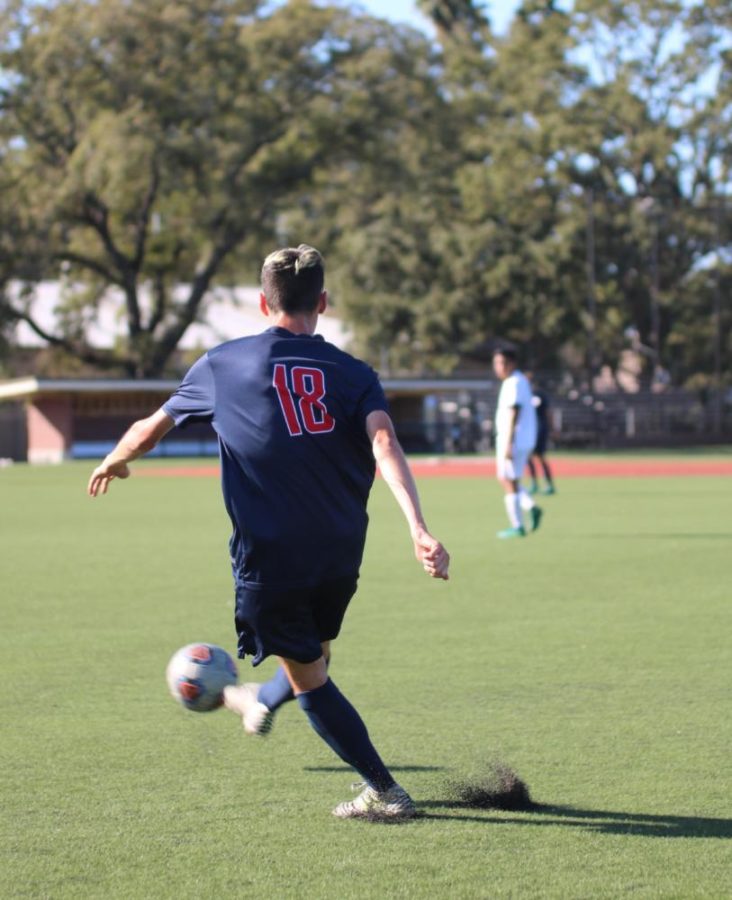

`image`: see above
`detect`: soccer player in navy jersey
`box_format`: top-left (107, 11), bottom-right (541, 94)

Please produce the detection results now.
top-left (88, 244), bottom-right (449, 820)
top-left (525, 373), bottom-right (556, 496)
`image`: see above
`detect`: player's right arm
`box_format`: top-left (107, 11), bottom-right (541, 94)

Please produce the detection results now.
top-left (87, 408), bottom-right (174, 497)
top-left (504, 405), bottom-right (519, 458)
top-left (89, 353), bottom-right (214, 498)
top-left (366, 409), bottom-right (449, 581)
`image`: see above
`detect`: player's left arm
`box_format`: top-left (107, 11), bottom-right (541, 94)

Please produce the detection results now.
top-left (87, 408), bottom-right (175, 497)
top-left (366, 409), bottom-right (449, 580)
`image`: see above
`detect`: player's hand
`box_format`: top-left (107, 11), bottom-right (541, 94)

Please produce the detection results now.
top-left (87, 459), bottom-right (131, 497)
top-left (412, 526), bottom-right (450, 581)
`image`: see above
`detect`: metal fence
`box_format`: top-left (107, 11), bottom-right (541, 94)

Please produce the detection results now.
top-left (2, 388), bottom-right (730, 461)
top-left (396, 389), bottom-right (732, 454)
top-left (549, 390), bottom-right (730, 448)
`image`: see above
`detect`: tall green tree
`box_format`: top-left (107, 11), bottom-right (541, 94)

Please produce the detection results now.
top-left (0, 0), bottom-right (437, 376)
top-left (276, 19), bottom-right (460, 373)
top-left (2, 0), bottom-right (730, 387)
top-left (443, 0), bottom-right (591, 371)
top-left (340, 0), bottom-right (732, 385)
top-left (570, 0), bottom-right (732, 386)
top-left (324, 0), bottom-right (594, 374)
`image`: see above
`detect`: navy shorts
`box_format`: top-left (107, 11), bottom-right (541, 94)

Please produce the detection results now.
top-left (234, 575), bottom-right (358, 666)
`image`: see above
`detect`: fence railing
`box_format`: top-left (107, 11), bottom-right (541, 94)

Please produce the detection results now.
top-left (2, 389), bottom-right (730, 461)
top-left (397, 389), bottom-right (732, 453)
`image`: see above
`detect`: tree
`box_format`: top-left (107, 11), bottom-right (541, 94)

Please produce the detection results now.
top-left (330, 0), bottom-right (595, 374)
top-left (3, 0), bottom-right (730, 387)
top-left (441, 0), bottom-right (591, 371)
top-left (569, 0), bottom-right (732, 386)
top-left (0, 0), bottom-right (437, 376)
top-left (273, 18), bottom-right (461, 372)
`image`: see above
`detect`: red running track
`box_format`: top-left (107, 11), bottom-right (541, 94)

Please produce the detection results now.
top-left (137, 458), bottom-right (732, 479)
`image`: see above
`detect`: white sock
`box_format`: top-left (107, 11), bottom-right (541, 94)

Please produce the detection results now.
top-left (504, 493), bottom-right (523, 528)
top-left (518, 488), bottom-right (535, 511)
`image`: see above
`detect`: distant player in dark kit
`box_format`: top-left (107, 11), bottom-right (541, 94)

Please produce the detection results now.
top-left (88, 244), bottom-right (450, 820)
top-left (526, 374), bottom-right (556, 496)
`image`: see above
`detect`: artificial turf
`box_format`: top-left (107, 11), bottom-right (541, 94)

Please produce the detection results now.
top-left (2, 457), bottom-right (730, 898)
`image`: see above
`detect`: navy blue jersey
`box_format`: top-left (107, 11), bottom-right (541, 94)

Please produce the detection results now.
top-left (163, 327), bottom-right (388, 589)
top-left (532, 390), bottom-right (550, 430)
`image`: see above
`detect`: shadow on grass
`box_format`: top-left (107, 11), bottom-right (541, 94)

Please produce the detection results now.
top-left (305, 765), bottom-right (446, 773)
top-left (573, 533), bottom-right (732, 540)
top-left (420, 801), bottom-right (732, 838)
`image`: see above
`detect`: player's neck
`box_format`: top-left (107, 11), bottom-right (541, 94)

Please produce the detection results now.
top-left (269, 311), bottom-right (319, 336)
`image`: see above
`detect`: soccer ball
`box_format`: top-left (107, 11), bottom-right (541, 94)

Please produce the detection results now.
top-left (166, 643), bottom-right (238, 712)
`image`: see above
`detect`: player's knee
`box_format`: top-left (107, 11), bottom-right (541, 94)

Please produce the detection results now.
top-left (280, 655), bottom-right (328, 695)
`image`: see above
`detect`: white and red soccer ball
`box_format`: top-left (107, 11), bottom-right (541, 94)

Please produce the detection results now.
top-left (166, 643), bottom-right (238, 712)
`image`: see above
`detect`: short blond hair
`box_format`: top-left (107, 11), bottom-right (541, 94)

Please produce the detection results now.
top-left (261, 244), bottom-right (325, 313)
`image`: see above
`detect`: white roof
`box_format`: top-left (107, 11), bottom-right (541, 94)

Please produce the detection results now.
top-left (0, 374), bottom-right (494, 402)
top-left (0, 377), bottom-right (181, 399)
top-left (9, 281), bottom-right (351, 351)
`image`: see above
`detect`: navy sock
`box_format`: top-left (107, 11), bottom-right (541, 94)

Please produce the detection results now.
top-left (297, 679), bottom-right (395, 792)
top-left (258, 667), bottom-right (293, 711)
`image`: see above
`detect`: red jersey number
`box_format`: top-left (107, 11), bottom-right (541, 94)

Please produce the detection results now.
top-left (273, 364), bottom-right (335, 436)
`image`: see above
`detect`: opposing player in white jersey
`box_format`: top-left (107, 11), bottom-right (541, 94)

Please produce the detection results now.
top-left (492, 348), bottom-right (543, 538)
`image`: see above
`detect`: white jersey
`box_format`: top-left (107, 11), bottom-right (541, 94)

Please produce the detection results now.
top-left (495, 371), bottom-right (537, 452)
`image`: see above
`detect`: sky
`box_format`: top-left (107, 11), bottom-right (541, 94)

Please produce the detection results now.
top-left (353, 0), bottom-right (521, 34)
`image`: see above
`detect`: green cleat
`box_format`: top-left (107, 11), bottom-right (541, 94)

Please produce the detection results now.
top-left (542, 485), bottom-right (556, 495)
top-left (497, 525), bottom-right (526, 539)
top-left (530, 506), bottom-right (543, 532)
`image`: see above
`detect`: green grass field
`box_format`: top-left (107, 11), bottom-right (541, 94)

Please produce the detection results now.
top-left (2, 457), bottom-right (731, 899)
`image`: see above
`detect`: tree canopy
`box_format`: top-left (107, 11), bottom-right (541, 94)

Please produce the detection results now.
top-left (0, 0), bottom-right (730, 388)
top-left (0, 0), bottom-right (440, 375)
